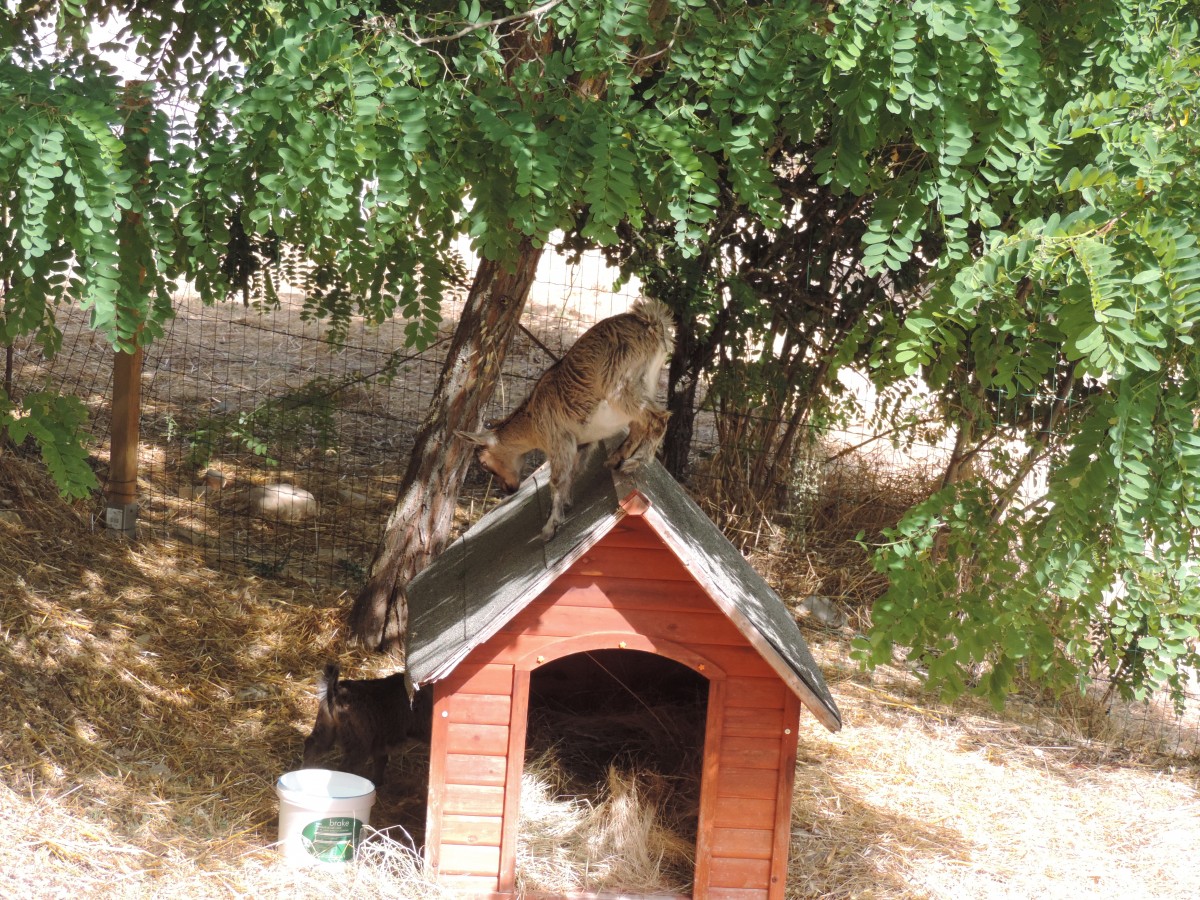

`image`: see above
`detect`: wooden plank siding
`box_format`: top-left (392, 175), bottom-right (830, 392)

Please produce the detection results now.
top-left (567, 545), bottom-right (697, 582)
top-left (430, 669), bottom-right (516, 882)
top-left (426, 515), bottom-right (805, 899)
top-left (441, 814), bottom-right (504, 846)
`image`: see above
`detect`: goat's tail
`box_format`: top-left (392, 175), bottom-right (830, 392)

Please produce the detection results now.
top-left (317, 662), bottom-right (341, 707)
top-left (630, 298), bottom-right (675, 345)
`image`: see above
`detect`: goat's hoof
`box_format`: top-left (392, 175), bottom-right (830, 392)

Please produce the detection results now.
top-left (541, 520), bottom-right (560, 542)
top-left (604, 452), bottom-right (626, 470)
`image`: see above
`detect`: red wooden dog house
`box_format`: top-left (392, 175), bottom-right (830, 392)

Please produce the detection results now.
top-left (404, 448), bottom-right (842, 899)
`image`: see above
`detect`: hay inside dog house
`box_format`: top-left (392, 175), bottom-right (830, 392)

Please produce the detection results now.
top-left (405, 447), bottom-right (842, 899)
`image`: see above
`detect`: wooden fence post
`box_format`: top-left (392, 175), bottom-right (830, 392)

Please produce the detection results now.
top-left (106, 346), bottom-right (142, 536)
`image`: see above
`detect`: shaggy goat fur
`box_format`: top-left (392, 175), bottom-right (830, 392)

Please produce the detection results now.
top-left (301, 663), bottom-right (432, 785)
top-left (459, 298), bottom-right (674, 539)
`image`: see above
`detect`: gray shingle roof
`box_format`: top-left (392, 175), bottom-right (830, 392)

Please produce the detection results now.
top-left (405, 445), bottom-right (842, 732)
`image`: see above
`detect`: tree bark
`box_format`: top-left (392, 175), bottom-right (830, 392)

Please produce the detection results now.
top-left (661, 299), bottom-right (733, 480)
top-left (661, 312), bottom-right (703, 479)
top-left (349, 242), bottom-right (544, 653)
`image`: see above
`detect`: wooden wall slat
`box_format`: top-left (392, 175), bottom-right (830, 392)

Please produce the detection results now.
top-left (724, 705), bottom-right (786, 736)
top-left (726, 677), bottom-right (788, 709)
top-left (442, 783), bottom-right (505, 817)
top-left (438, 873), bottom-right (500, 895)
top-left (709, 889), bottom-right (770, 900)
top-left (444, 753), bottom-right (507, 787)
top-left (446, 692), bottom-right (512, 726)
top-left (445, 722), bottom-right (509, 756)
top-left (710, 855), bottom-right (773, 890)
top-left (500, 603), bottom-right (748, 647)
top-left (711, 827), bottom-right (775, 859)
top-left (713, 795), bottom-right (777, 830)
top-left (567, 546), bottom-right (693, 581)
top-left (442, 662), bottom-right (514, 695)
top-left (720, 734), bottom-right (783, 770)
top-left (687, 644), bottom-right (777, 678)
top-left (438, 843), bottom-right (502, 876)
top-left (540, 575), bottom-right (707, 613)
top-left (719, 766), bottom-right (780, 800)
top-left (441, 814), bottom-right (503, 846)
top-left (590, 517), bottom-right (664, 549)
top-left (491, 630), bottom-right (741, 666)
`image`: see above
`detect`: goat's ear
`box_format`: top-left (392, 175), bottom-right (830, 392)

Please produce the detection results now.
top-left (455, 429), bottom-right (494, 446)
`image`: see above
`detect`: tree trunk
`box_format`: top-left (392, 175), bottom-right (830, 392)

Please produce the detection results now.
top-left (661, 299), bottom-right (732, 480)
top-left (662, 312), bottom-right (703, 479)
top-left (349, 242), bottom-right (544, 653)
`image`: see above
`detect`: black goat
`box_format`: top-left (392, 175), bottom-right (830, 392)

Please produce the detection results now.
top-left (301, 663), bottom-right (433, 785)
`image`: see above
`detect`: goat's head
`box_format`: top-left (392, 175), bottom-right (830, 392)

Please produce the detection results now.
top-left (457, 429), bottom-right (524, 494)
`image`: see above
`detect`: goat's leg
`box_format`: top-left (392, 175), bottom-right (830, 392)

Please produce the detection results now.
top-left (606, 418), bottom-right (646, 470)
top-left (340, 735), bottom-right (372, 780)
top-left (607, 407), bottom-right (669, 472)
top-left (369, 751), bottom-right (389, 787)
top-left (542, 437), bottom-right (579, 541)
top-left (632, 407), bottom-right (669, 464)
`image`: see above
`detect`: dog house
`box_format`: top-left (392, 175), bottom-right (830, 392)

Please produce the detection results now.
top-left (405, 446), bottom-right (842, 899)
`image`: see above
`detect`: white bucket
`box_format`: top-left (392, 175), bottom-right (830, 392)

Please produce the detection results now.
top-left (276, 769), bottom-right (377, 866)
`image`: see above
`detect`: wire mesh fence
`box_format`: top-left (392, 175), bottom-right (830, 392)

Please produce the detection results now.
top-left (6, 246), bottom-right (1198, 760)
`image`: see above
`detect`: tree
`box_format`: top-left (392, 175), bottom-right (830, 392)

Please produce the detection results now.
top-left (349, 248), bottom-right (544, 649)
top-left (592, 149), bottom-right (933, 528)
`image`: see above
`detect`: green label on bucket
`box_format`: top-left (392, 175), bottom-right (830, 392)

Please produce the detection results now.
top-left (299, 816), bottom-right (364, 863)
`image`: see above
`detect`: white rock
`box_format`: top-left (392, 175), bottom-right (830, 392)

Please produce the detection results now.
top-left (796, 594), bottom-right (848, 629)
top-left (172, 524), bottom-right (208, 545)
top-left (203, 469), bottom-right (228, 490)
top-left (253, 483), bottom-right (319, 522)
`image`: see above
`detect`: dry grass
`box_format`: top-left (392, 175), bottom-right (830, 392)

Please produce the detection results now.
top-left (0, 448), bottom-right (439, 898)
top-left (790, 638), bottom-right (1200, 899)
top-left (2, 427), bottom-right (1199, 899)
top-left (516, 755), bottom-right (695, 896)
top-left (514, 661), bottom-right (706, 897)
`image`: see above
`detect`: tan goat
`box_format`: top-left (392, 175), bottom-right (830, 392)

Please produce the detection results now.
top-left (459, 299), bottom-right (674, 540)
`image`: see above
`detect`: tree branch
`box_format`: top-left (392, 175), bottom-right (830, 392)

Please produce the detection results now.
top-left (407, 0), bottom-right (567, 47)
top-left (989, 361), bottom-right (1078, 523)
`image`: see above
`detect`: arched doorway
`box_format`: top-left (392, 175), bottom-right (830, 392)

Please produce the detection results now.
top-left (517, 648), bottom-right (712, 896)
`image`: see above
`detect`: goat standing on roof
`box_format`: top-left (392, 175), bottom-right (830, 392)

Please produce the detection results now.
top-left (459, 299), bottom-right (674, 540)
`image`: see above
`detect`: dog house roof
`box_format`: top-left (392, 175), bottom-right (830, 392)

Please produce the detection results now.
top-left (405, 445), bottom-right (842, 732)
